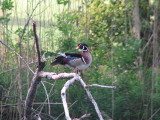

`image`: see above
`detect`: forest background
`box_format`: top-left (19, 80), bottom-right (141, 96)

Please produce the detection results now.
top-left (0, 0), bottom-right (160, 120)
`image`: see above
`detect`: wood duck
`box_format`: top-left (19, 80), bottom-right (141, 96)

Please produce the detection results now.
top-left (51, 43), bottom-right (92, 71)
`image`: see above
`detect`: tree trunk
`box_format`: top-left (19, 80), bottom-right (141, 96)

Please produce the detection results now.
top-left (132, 1), bottom-right (146, 118)
top-left (132, 0), bottom-right (142, 81)
top-left (18, 39), bottom-right (23, 120)
top-left (132, 0), bottom-right (143, 95)
top-left (132, 0), bottom-right (141, 39)
top-left (151, 0), bottom-right (159, 119)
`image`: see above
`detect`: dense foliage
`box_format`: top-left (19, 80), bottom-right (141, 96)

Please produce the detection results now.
top-left (0, 0), bottom-right (160, 120)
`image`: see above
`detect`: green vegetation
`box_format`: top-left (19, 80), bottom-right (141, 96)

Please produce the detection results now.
top-left (0, 0), bottom-right (160, 120)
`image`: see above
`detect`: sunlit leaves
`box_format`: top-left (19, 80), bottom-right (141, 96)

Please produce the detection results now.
top-left (1, 0), bottom-right (14, 11)
top-left (0, 0), bottom-right (13, 24)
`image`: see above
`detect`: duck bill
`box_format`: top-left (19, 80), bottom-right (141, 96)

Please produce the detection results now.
top-left (76, 46), bottom-right (80, 49)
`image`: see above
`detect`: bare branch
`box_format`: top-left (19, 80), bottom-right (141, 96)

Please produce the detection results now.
top-left (72, 113), bottom-right (91, 120)
top-left (1, 102), bottom-right (65, 107)
top-left (148, 107), bottom-right (160, 120)
top-left (78, 76), bottom-right (104, 120)
top-left (38, 81), bottom-right (55, 115)
top-left (25, 70), bottom-right (114, 120)
top-left (33, 22), bottom-right (41, 68)
top-left (141, 34), bottom-right (153, 54)
top-left (42, 81), bottom-right (55, 86)
top-left (0, 40), bottom-right (34, 74)
top-left (61, 78), bottom-right (77, 120)
top-left (55, 100), bottom-right (78, 120)
top-left (0, 56), bottom-right (55, 75)
top-left (79, 113), bottom-right (91, 120)
top-left (24, 70), bottom-right (42, 120)
top-left (101, 111), bottom-right (113, 120)
top-left (39, 72), bottom-right (76, 80)
top-left (86, 84), bottom-right (116, 89)
top-left (41, 81), bottom-right (51, 115)
top-left (0, 85), bottom-right (8, 91)
top-left (0, 1), bottom-right (45, 74)
top-left (59, 74), bottom-right (109, 120)
top-left (24, 22), bottom-right (46, 120)
top-left (20, 0), bottom-right (43, 42)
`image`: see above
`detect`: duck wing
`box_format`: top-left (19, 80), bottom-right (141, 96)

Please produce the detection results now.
top-left (51, 52), bottom-right (86, 66)
top-left (65, 53), bottom-right (87, 64)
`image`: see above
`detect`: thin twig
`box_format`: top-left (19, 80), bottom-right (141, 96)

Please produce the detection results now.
top-left (41, 81), bottom-right (51, 115)
top-left (0, 40), bottom-right (34, 74)
top-left (55, 100), bottom-right (78, 120)
top-left (38, 81), bottom-right (55, 114)
top-left (42, 81), bottom-right (55, 86)
top-left (141, 34), bottom-right (153, 53)
top-left (0, 85), bottom-right (8, 91)
top-left (86, 84), bottom-right (116, 89)
top-left (20, 0), bottom-right (43, 42)
top-left (79, 113), bottom-right (91, 119)
top-left (1, 102), bottom-right (64, 107)
top-left (72, 113), bottom-right (91, 120)
top-left (148, 107), bottom-right (160, 120)
top-left (0, 56), bottom-right (55, 75)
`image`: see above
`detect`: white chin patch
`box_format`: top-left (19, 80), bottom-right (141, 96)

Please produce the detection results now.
top-left (82, 46), bottom-right (88, 51)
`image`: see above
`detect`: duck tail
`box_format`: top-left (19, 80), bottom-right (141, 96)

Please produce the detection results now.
top-left (50, 56), bottom-right (65, 66)
top-left (50, 61), bottom-right (59, 66)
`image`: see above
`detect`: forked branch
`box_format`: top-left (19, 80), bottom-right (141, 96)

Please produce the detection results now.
top-left (24, 22), bottom-right (46, 120)
top-left (1, 22), bottom-right (116, 120)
